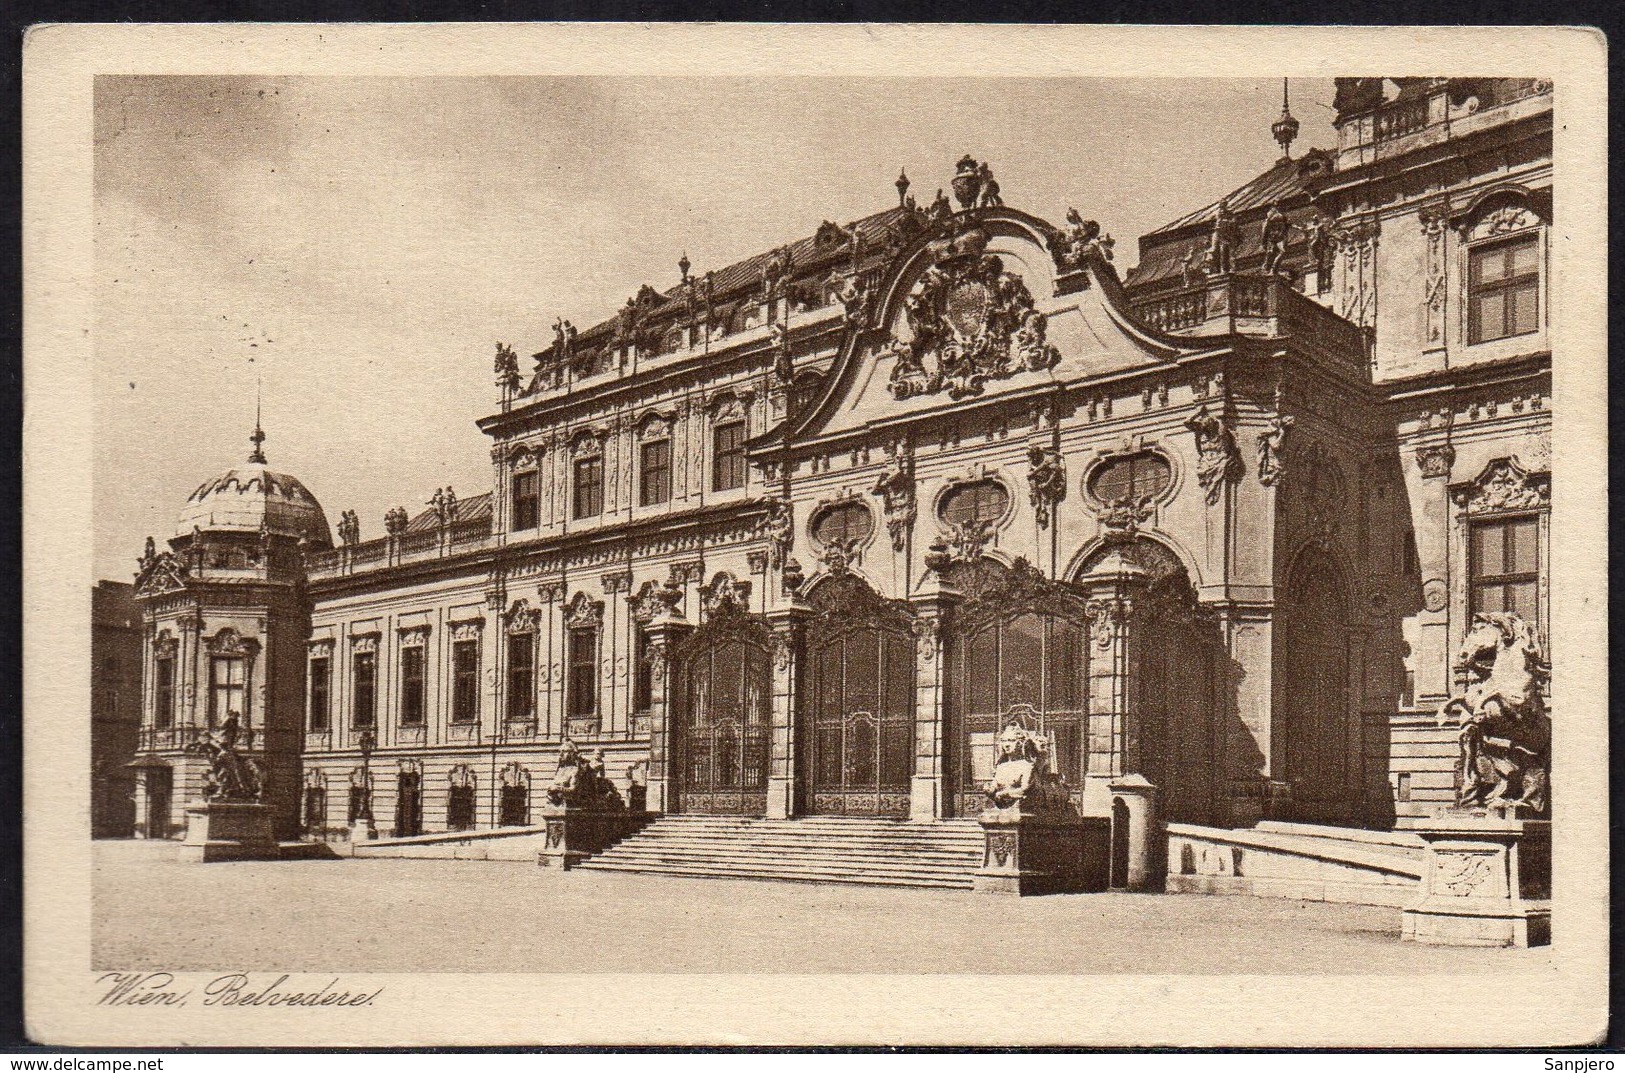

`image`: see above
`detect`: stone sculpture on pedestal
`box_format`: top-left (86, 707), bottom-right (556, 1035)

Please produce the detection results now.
top-left (1402, 611), bottom-right (1551, 947)
top-left (972, 721), bottom-right (1108, 895)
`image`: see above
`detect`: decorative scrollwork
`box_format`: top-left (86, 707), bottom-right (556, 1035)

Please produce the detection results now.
top-left (885, 227), bottom-right (1059, 402)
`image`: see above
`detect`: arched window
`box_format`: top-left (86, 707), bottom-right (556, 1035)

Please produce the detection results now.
top-left (940, 480), bottom-right (1010, 527)
top-left (1088, 451), bottom-right (1172, 505)
top-left (811, 501), bottom-right (874, 547)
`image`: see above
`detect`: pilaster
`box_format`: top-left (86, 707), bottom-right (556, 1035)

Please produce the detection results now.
top-left (907, 574), bottom-right (957, 821)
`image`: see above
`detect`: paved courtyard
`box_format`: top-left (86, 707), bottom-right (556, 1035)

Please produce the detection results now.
top-left (94, 840), bottom-right (1543, 974)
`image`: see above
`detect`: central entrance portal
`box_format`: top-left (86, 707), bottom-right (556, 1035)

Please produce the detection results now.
top-left (675, 612), bottom-right (772, 815)
top-left (802, 575), bottom-right (916, 817)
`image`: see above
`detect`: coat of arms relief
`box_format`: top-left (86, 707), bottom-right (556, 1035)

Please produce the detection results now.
top-left (883, 227), bottom-right (1060, 401)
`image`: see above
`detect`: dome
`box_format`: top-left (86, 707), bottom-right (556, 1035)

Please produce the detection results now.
top-left (174, 428), bottom-right (332, 547)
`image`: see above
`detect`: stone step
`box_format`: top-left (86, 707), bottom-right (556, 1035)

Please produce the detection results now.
top-left (591, 847), bottom-right (978, 872)
top-left (578, 859), bottom-right (976, 890)
top-left (572, 815), bottom-right (985, 891)
top-left (617, 832), bottom-right (975, 851)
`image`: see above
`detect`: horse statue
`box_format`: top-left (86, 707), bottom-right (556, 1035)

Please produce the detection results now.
top-left (183, 712), bottom-right (263, 802)
top-left (1439, 611), bottom-right (1550, 814)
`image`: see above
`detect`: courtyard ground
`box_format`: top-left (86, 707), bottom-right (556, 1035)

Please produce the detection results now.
top-left (93, 839), bottom-right (1543, 974)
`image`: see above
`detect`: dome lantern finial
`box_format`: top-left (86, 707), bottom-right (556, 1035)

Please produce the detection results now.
top-left (895, 168), bottom-right (911, 207)
top-left (248, 389), bottom-right (267, 464)
top-left (1272, 77), bottom-right (1300, 161)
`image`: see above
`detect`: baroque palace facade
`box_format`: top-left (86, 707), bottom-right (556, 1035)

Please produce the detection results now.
top-left (128, 77), bottom-right (1552, 844)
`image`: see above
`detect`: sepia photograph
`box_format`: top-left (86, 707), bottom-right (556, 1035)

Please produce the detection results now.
top-left (23, 23), bottom-right (1610, 1049)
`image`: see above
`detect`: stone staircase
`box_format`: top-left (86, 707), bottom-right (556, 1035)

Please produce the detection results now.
top-left (573, 814), bottom-right (986, 890)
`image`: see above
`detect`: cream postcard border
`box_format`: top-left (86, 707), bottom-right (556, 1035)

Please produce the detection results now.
top-left (22, 22), bottom-right (1609, 1047)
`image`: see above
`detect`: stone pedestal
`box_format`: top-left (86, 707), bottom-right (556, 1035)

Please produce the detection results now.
top-left (1108, 774), bottom-right (1161, 892)
top-left (1401, 815), bottom-right (1550, 948)
top-left (179, 800), bottom-right (278, 862)
top-left (346, 818), bottom-right (378, 855)
top-left (537, 806), bottom-right (653, 870)
top-left (972, 807), bottom-right (1109, 896)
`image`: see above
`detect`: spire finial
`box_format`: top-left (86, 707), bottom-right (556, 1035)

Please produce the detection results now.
top-left (248, 379), bottom-right (267, 464)
top-left (1272, 77), bottom-right (1300, 161)
top-left (895, 168), bottom-right (911, 207)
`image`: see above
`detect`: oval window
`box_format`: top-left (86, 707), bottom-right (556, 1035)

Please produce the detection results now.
top-left (939, 480), bottom-right (1010, 526)
top-left (1088, 451), bottom-right (1172, 505)
top-left (811, 501), bottom-right (874, 546)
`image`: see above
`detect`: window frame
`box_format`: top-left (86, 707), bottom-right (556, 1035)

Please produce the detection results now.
top-left (938, 479), bottom-right (1012, 528)
top-left (208, 655), bottom-right (247, 728)
top-left (572, 454), bottom-right (604, 519)
top-left (811, 501), bottom-right (875, 547)
top-left (567, 626), bottom-right (599, 719)
top-left (632, 625), bottom-right (653, 714)
top-left (450, 639), bottom-right (481, 725)
top-left (399, 645), bottom-right (426, 727)
top-left (306, 655), bottom-right (330, 733)
top-left (639, 438), bottom-right (672, 506)
top-left (506, 631), bottom-right (536, 722)
top-left (1466, 232), bottom-right (1541, 346)
top-left (154, 654), bottom-right (176, 730)
top-left (351, 650), bottom-right (377, 730)
top-left (711, 420), bottom-right (747, 492)
top-left (1467, 513), bottom-right (1542, 632)
top-left (1087, 451), bottom-right (1173, 506)
top-left (510, 469), bottom-right (540, 531)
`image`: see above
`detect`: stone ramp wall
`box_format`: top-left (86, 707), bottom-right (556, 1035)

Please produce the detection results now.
top-left (1165, 822), bottom-right (1425, 908)
top-left (352, 825), bottom-right (550, 861)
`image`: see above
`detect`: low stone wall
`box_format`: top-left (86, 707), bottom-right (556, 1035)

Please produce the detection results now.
top-left (352, 825), bottom-right (552, 861)
top-left (1165, 822), bottom-right (1425, 907)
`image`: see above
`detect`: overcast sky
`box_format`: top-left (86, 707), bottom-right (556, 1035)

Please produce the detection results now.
top-left (93, 75), bottom-right (1336, 581)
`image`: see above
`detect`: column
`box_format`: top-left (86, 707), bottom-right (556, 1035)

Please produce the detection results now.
top-left (1076, 548), bottom-right (1149, 819)
top-left (764, 606), bottom-right (809, 820)
top-left (908, 577), bottom-right (957, 821)
top-left (642, 612), bottom-right (692, 815)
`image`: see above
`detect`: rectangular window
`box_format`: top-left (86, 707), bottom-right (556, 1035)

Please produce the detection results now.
top-left (399, 646), bottom-right (425, 726)
top-left (451, 640), bottom-right (481, 724)
top-left (352, 651), bottom-right (376, 729)
top-left (307, 656), bottom-right (330, 733)
top-left (1469, 515), bottom-right (1541, 630)
top-left (712, 421), bottom-right (746, 491)
top-left (632, 626), bottom-right (653, 713)
top-left (567, 627), bottom-right (598, 718)
top-left (573, 456), bottom-right (603, 519)
top-left (506, 632), bottom-right (535, 722)
top-left (154, 656), bottom-right (175, 730)
top-left (639, 439), bottom-right (671, 506)
top-left (1468, 235), bottom-right (1540, 344)
top-left (209, 656), bottom-right (246, 728)
top-left (511, 470), bottom-right (539, 531)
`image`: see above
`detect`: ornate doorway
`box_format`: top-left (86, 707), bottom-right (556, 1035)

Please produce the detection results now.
top-left (674, 602), bottom-right (773, 815)
top-left (802, 575), bottom-right (916, 816)
top-left (144, 767), bottom-right (172, 839)
top-left (1278, 545), bottom-right (1354, 818)
top-left (1117, 541), bottom-right (1222, 826)
top-left (944, 560), bottom-right (1090, 818)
